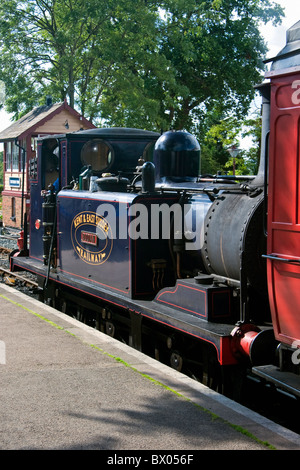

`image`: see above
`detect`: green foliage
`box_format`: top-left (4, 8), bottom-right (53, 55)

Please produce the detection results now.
top-left (0, 0), bottom-right (165, 121)
top-left (150, 0), bottom-right (283, 131)
top-left (198, 106), bottom-right (262, 175)
top-left (240, 112), bottom-right (262, 174)
top-left (0, 0), bottom-right (283, 172)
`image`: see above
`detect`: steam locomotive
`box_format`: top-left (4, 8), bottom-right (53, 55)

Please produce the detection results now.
top-left (10, 21), bottom-right (300, 399)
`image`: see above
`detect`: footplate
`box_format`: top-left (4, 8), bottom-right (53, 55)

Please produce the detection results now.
top-left (253, 364), bottom-right (300, 398)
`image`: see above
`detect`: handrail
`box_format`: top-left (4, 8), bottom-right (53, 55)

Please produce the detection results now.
top-left (262, 254), bottom-right (300, 265)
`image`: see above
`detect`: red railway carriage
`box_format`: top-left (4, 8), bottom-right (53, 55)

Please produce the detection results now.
top-left (254, 21), bottom-right (300, 392)
top-left (267, 71), bottom-right (300, 348)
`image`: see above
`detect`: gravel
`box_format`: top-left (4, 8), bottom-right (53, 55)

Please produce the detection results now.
top-left (0, 235), bottom-right (19, 252)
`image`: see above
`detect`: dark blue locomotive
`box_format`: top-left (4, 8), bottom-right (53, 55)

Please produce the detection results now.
top-left (10, 22), bottom-right (300, 398)
top-left (10, 124), bottom-right (272, 395)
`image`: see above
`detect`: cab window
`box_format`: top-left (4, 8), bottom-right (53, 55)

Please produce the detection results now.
top-left (81, 139), bottom-right (113, 171)
top-left (42, 139), bottom-right (59, 190)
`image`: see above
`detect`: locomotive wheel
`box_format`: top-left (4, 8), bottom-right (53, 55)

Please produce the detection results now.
top-left (106, 321), bottom-right (115, 337)
top-left (61, 300), bottom-right (67, 314)
top-left (170, 351), bottom-right (183, 371)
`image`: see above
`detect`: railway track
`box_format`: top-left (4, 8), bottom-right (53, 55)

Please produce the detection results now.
top-left (0, 265), bottom-right (38, 288)
top-left (0, 240), bottom-right (300, 436)
top-left (0, 246), bottom-right (38, 290)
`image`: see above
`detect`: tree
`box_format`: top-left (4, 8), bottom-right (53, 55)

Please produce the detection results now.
top-left (197, 104), bottom-right (263, 175)
top-left (0, 0), bottom-right (161, 120)
top-left (198, 110), bottom-right (242, 174)
top-left (92, 0), bottom-right (284, 132)
top-left (0, 0), bottom-right (284, 132)
top-left (153, 0), bottom-right (283, 131)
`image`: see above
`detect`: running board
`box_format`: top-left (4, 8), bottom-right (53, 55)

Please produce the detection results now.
top-left (253, 364), bottom-right (300, 398)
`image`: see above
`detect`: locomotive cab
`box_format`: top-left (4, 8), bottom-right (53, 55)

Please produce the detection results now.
top-left (28, 127), bottom-right (160, 263)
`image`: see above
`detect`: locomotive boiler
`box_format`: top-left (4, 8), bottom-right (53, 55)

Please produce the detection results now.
top-left (10, 22), bottom-right (300, 398)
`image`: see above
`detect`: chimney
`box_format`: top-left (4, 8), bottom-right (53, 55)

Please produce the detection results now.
top-left (46, 96), bottom-right (52, 106)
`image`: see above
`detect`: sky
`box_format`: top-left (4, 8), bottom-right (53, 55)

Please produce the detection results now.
top-left (260, 0), bottom-right (300, 57)
top-left (0, 0), bottom-right (299, 134)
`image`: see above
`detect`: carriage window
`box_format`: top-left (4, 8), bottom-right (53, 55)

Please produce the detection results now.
top-left (81, 139), bottom-right (113, 171)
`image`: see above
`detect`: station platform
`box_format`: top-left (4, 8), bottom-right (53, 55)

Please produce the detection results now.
top-left (1, 283), bottom-right (300, 453)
